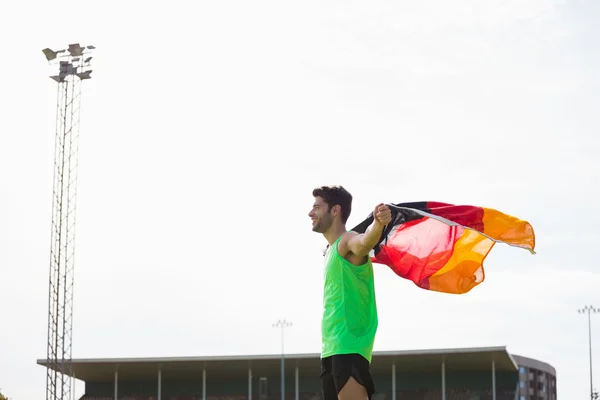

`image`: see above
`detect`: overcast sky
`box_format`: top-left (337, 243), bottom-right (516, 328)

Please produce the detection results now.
top-left (1, 0), bottom-right (599, 399)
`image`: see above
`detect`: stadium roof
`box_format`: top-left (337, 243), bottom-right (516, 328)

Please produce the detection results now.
top-left (37, 346), bottom-right (518, 383)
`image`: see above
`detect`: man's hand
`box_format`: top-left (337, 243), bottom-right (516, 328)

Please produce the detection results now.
top-left (373, 203), bottom-right (392, 227)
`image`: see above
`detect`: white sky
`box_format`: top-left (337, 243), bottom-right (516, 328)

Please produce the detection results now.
top-left (1, 0), bottom-right (599, 398)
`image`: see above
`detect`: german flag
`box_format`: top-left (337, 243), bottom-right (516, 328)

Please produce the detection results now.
top-left (351, 202), bottom-right (536, 294)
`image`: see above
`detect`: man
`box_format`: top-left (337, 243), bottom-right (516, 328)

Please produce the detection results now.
top-left (309, 185), bottom-right (392, 400)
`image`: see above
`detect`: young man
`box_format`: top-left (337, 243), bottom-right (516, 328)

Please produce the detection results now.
top-left (309, 185), bottom-right (392, 400)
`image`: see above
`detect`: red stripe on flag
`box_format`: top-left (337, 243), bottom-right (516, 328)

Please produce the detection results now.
top-left (425, 202), bottom-right (485, 232)
top-left (372, 217), bottom-right (465, 289)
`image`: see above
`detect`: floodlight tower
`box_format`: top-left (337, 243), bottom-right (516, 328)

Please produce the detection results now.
top-left (579, 305), bottom-right (599, 400)
top-left (273, 319), bottom-right (292, 400)
top-left (42, 43), bottom-right (94, 400)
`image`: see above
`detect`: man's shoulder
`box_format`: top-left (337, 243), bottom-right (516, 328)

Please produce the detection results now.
top-left (338, 230), bottom-right (358, 243)
top-left (336, 231), bottom-right (360, 258)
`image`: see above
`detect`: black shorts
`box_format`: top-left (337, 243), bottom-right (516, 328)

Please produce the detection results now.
top-left (320, 353), bottom-right (375, 400)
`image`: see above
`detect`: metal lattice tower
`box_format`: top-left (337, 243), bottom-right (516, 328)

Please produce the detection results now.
top-left (42, 43), bottom-right (95, 400)
top-left (579, 305), bottom-right (599, 400)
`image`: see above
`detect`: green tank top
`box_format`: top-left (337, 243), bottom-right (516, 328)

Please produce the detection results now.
top-left (321, 235), bottom-right (378, 362)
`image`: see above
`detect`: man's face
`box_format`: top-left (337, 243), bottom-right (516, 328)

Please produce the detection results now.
top-left (309, 196), bottom-right (334, 233)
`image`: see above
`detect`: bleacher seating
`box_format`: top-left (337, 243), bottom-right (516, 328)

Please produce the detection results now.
top-left (81, 387), bottom-right (516, 400)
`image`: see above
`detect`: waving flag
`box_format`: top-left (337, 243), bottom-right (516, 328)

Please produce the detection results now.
top-left (351, 202), bottom-right (535, 294)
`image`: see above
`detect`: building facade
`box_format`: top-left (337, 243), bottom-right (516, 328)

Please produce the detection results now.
top-left (37, 346), bottom-right (557, 400)
top-left (512, 355), bottom-right (557, 400)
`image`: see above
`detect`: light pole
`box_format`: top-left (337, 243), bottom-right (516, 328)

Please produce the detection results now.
top-left (579, 305), bottom-right (599, 400)
top-left (42, 42), bottom-right (95, 400)
top-left (273, 319), bottom-right (292, 400)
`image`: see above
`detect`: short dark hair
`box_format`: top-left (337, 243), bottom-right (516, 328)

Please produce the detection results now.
top-left (312, 185), bottom-right (352, 223)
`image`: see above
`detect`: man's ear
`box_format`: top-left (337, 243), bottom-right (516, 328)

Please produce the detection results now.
top-left (331, 204), bottom-right (341, 217)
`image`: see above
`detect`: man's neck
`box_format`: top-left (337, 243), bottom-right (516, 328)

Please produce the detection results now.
top-left (324, 224), bottom-right (347, 246)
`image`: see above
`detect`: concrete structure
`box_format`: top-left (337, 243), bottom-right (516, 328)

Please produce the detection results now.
top-left (37, 346), bottom-right (556, 400)
top-left (512, 355), bottom-right (557, 400)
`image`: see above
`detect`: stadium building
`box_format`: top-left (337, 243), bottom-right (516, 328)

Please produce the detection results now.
top-left (512, 355), bottom-right (557, 400)
top-left (37, 346), bottom-right (556, 400)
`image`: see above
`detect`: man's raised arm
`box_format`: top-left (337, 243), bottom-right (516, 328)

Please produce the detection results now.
top-left (344, 203), bottom-right (392, 257)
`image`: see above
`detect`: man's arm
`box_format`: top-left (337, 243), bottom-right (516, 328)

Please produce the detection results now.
top-left (344, 222), bottom-right (386, 257)
top-left (341, 203), bottom-right (392, 258)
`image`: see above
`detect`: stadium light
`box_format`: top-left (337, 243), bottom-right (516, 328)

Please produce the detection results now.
top-left (578, 305), bottom-right (599, 400)
top-left (42, 48), bottom-right (66, 61)
top-left (272, 319), bottom-right (292, 400)
top-left (42, 41), bottom-right (95, 400)
top-left (68, 43), bottom-right (84, 57)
